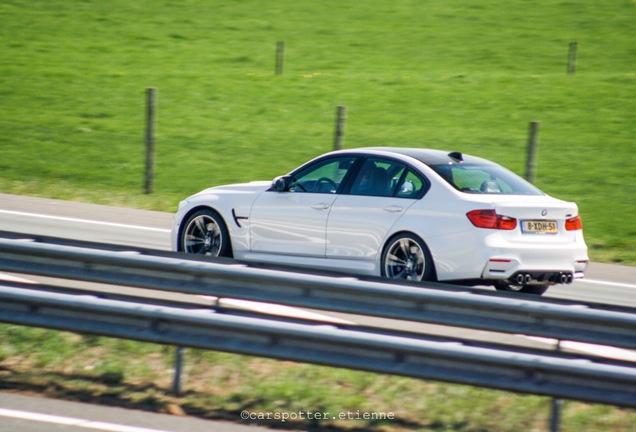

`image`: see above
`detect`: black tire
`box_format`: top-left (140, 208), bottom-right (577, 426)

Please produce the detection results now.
top-left (381, 233), bottom-right (435, 282)
top-left (179, 209), bottom-right (232, 258)
top-left (494, 281), bottom-right (549, 295)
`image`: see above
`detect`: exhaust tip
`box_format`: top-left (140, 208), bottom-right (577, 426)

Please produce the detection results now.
top-left (514, 273), bottom-right (533, 285)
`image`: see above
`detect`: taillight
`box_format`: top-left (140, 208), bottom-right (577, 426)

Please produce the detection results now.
top-left (467, 210), bottom-right (517, 230)
top-left (565, 215), bottom-right (583, 231)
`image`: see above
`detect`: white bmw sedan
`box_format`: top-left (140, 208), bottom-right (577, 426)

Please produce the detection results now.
top-left (172, 148), bottom-right (588, 295)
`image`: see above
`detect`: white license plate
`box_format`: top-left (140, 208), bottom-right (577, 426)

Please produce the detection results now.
top-left (522, 220), bottom-right (558, 234)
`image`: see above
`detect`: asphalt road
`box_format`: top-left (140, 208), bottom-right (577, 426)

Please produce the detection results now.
top-left (0, 392), bottom-right (270, 432)
top-left (1, 192), bottom-right (634, 305)
top-left (1, 191), bottom-right (636, 344)
top-left (1, 192), bottom-right (635, 430)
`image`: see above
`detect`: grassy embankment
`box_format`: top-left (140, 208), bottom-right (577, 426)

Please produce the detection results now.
top-left (1, 1), bottom-right (635, 430)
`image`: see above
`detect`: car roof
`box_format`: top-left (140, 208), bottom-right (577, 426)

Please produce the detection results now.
top-left (339, 147), bottom-right (493, 166)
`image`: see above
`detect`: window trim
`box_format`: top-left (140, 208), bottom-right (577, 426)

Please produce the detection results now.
top-left (271, 154), bottom-right (363, 194)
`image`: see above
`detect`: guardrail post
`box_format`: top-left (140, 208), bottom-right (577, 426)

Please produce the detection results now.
top-left (172, 346), bottom-right (185, 395)
top-left (549, 340), bottom-right (563, 432)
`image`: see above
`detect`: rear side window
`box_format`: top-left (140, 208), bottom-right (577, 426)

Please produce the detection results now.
top-left (396, 170), bottom-right (426, 198)
top-left (349, 157), bottom-right (428, 198)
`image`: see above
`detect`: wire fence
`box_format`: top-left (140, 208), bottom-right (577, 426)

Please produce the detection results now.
top-left (1, 89), bottom-right (633, 191)
top-left (1, 77), bottom-right (634, 265)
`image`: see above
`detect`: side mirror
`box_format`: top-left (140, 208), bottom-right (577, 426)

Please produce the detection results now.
top-left (271, 175), bottom-right (292, 192)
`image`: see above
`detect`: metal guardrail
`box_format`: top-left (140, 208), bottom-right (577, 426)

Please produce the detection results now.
top-left (0, 237), bottom-right (635, 350)
top-left (2, 233), bottom-right (636, 410)
top-left (1, 284), bottom-right (636, 408)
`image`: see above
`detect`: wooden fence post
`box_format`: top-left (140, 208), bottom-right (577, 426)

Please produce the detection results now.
top-left (276, 41), bottom-right (285, 75)
top-left (144, 87), bottom-right (157, 195)
top-left (333, 106), bottom-right (347, 151)
top-left (567, 42), bottom-right (578, 75)
top-left (526, 121), bottom-right (540, 184)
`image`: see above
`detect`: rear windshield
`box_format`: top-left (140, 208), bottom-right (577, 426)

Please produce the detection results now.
top-left (429, 163), bottom-right (544, 195)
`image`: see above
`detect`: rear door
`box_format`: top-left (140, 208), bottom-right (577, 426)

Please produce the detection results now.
top-left (326, 157), bottom-right (427, 260)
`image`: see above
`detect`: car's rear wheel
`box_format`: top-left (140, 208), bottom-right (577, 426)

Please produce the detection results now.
top-left (179, 209), bottom-right (232, 257)
top-left (495, 281), bottom-right (548, 295)
top-left (381, 233), bottom-right (434, 282)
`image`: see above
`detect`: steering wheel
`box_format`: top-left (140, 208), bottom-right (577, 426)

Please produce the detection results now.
top-left (292, 180), bottom-right (307, 192)
top-left (317, 177), bottom-right (338, 193)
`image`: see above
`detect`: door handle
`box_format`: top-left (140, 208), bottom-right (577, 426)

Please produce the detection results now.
top-left (311, 203), bottom-right (330, 210)
top-left (383, 205), bottom-right (404, 213)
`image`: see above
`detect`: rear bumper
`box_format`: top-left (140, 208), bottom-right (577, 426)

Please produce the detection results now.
top-left (481, 246), bottom-right (588, 285)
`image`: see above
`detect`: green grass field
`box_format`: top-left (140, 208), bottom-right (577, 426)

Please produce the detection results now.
top-left (0, 0), bottom-right (634, 263)
top-left (1, 1), bottom-right (636, 430)
top-left (2, 325), bottom-right (636, 432)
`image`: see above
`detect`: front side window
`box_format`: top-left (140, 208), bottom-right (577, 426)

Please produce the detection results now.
top-left (289, 156), bottom-right (356, 194)
top-left (429, 163), bottom-right (544, 195)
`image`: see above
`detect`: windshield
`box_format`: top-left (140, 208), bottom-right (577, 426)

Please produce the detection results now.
top-left (429, 163), bottom-right (544, 195)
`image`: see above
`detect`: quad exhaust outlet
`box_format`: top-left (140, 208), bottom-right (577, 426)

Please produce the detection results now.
top-left (510, 271), bottom-right (573, 286)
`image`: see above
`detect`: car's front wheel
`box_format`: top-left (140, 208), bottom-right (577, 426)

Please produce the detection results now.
top-left (179, 209), bottom-right (232, 257)
top-left (381, 233), bottom-right (435, 282)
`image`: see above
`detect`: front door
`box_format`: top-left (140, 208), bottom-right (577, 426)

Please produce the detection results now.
top-left (249, 155), bottom-right (358, 257)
